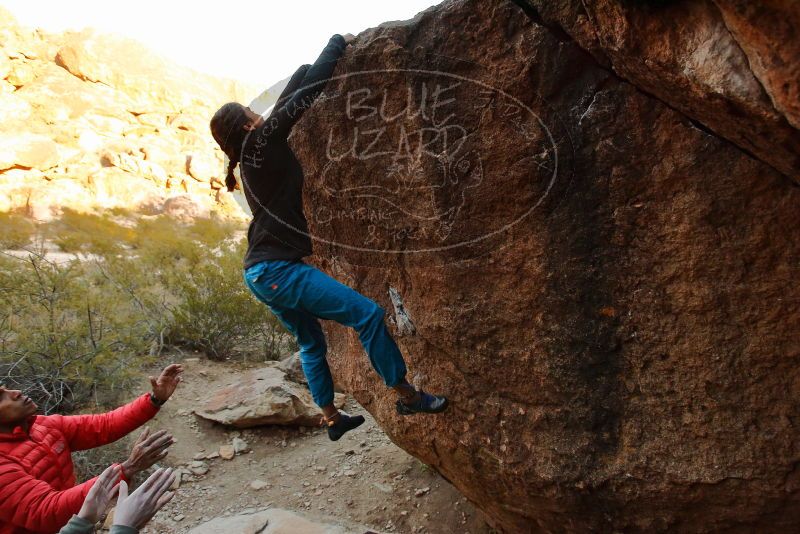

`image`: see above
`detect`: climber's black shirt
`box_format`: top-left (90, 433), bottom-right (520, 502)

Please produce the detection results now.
top-left (240, 34), bottom-right (347, 268)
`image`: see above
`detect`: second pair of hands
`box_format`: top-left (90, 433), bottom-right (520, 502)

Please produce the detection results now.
top-left (121, 427), bottom-right (174, 481)
top-left (78, 465), bottom-right (175, 528)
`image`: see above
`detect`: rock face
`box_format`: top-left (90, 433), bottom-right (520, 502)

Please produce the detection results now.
top-left (0, 10), bottom-right (256, 219)
top-left (0, 133), bottom-right (59, 171)
top-left (289, 0), bottom-right (800, 532)
top-left (195, 366), bottom-right (346, 428)
top-left (520, 0), bottom-right (800, 181)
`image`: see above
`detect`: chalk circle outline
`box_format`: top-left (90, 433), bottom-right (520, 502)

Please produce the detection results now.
top-left (237, 68), bottom-right (562, 255)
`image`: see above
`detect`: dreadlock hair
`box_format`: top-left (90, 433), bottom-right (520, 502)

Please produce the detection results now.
top-left (210, 102), bottom-right (250, 192)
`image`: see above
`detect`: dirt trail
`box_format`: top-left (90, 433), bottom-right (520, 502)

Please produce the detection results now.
top-left (137, 357), bottom-right (493, 534)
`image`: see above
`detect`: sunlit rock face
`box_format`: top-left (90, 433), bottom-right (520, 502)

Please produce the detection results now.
top-left (290, 0), bottom-right (800, 531)
top-left (0, 8), bottom-right (257, 219)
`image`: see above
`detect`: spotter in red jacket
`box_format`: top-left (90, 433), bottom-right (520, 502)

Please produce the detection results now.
top-left (0, 393), bottom-right (159, 534)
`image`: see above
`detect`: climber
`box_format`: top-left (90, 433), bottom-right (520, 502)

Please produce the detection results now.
top-left (209, 33), bottom-right (449, 442)
top-left (0, 364), bottom-right (183, 534)
top-left (58, 465), bottom-right (176, 534)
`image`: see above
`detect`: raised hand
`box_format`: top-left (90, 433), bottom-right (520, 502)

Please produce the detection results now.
top-left (78, 464), bottom-right (121, 524)
top-left (121, 428), bottom-right (174, 479)
top-left (149, 363), bottom-right (183, 403)
top-left (114, 468), bottom-right (176, 529)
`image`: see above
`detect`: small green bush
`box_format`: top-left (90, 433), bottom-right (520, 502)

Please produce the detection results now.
top-left (44, 209), bottom-right (137, 254)
top-left (0, 210), bottom-right (293, 414)
top-left (164, 239), bottom-right (290, 360)
top-left (0, 250), bottom-right (152, 413)
top-left (0, 211), bottom-right (36, 249)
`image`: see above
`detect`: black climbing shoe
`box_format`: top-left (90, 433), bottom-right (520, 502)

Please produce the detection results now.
top-left (396, 390), bottom-right (449, 415)
top-left (326, 413), bottom-right (365, 441)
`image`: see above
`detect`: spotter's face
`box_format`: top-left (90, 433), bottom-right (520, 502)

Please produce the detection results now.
top-left (0, 387), bottom-right (37, 427)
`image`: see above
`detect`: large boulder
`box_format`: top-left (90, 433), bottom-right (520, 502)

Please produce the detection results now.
top-left (517, 0), bottom-right (800, 181)
top-left (0, 133), bottom-right (59, 170)
top-left (186, 152), bottom-right (220, 183)
top-left (14, 62), bottom-right (133, 122)
top-left (0, 92), bottom-right (32, 122)
top-left (289, 0), bottom-right (800, 532)
top-left (160, 193), bottom-right (211, 221)
top-left (1, 173), bottom-right (95, 220)
top-left (194, 366), bottom-right (346, 428)
top-left (88, 167), bottom-right (164, 213)
top-left (713, 0), bottom-right (800, 130)
top-left (100, 150), bottom-right (168, 186)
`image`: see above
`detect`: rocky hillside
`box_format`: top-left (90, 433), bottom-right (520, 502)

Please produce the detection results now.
top-left (0, 8), bottom-right (258, 220)
top-left (289, 0), bottom-right (800, 532)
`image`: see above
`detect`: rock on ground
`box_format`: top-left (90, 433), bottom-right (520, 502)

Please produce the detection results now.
top-left (186, 508), bottom-right (376, 534)
top-left (194, 366), bottom-right (345, 428)
top-left (289, 0), bottom-right (800, 532)
top-left (276, 351), bottom-right (307, 384)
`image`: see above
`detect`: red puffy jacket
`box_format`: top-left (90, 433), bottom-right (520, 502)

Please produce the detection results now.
top-left (0, 393), bottom-right (160, 534)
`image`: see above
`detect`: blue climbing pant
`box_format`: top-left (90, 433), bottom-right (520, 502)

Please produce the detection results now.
top-left (243, 259), bottom-right (408, 408)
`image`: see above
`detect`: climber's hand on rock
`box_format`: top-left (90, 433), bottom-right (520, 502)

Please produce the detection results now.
top-left (114, 468), bottom-right (175, 529)
top-left (121, 428), bottom-right (174, 479)
top-left (150, 363), bottom-right (183, 403)
top-left (342, 33), bottom-right (356, 45)
top-left (78, 464), bottom-right (122, 523)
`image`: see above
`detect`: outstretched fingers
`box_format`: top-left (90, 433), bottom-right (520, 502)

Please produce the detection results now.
top-left (134, 427), bottom-right (150, 446)
top-left (150, 468), bottom-right (176, 501)
top-left (135, 468), bottom-right (175, 510)
top-left (147, 432), bottom-right (173, 451)
top-left (161, 364), bottom-right (184, 378)
top-left (141, 429), bottom-right (169, 448)
top-left (97, 464), bottom-right (121, 488)
top-left (163, 363), bottom-right (181, 373)
top-left (141, 469), bottom-right (175, 524)
top-left (156, 490), bottom-right (175, 509)
top-left (138, 467), bottom-right (166, 493)
top-left (117, 480), bottom-right (129, 501)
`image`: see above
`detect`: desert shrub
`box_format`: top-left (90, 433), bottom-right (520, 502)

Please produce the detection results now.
top-left (44, 209), bottom-right (137, 255)
top-left (121, 214), bottom-right (240, 261)
top-left (146, 238), bottom-right (291, 360)
top-left (0, 211), bottom-right (36, 249)
top-left (0, 210), bottom-right (293, 415)
top-left (0, 250), bottom-right (154, 413)
top-left (128, 216), bottom-right (203, 264)
top-left (182, 215), bottom-right (244, 246)
top-left (116, 215), bottom-right (292, 360)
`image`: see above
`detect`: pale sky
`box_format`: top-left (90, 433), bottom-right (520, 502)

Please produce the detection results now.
top-left (2, 0), bottom-right (440, 87)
